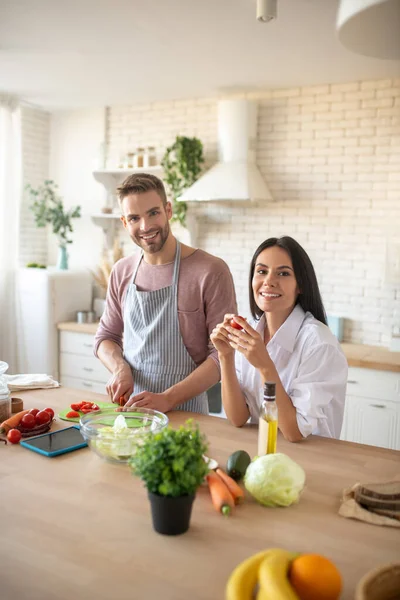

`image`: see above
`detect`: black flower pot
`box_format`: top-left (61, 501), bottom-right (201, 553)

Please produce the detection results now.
top-left (148, 491), bottom-right (195, 535)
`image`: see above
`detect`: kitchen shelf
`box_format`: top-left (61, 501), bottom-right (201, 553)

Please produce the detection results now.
top-left (93, 166), bottom-right (163, 193)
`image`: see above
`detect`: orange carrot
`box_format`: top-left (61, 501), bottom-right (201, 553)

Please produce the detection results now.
top-left (206, 471), bottom-right (235, 516)
top-left (0, 410), bottom-right (30, 434)
top-left (216, 468), bottom-right (245, 505)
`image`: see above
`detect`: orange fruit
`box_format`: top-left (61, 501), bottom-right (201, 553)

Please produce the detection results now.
top-left (288, 553), bottom-right (342, 600)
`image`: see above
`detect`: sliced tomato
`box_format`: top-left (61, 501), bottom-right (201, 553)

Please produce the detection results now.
top-left (70, 402), bottom-right (83, 411)
top-left (91, 404), bottom-right (100, 411)
top-left (66, 410), bottom-right (80, 418)
top-left (80, 407), bottom-right (94, 414)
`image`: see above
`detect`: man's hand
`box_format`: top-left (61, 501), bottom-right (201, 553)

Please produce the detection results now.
top-left (124, 391), bottom-right (174, 413)
top-left (106, 363), bottom-right (134, 404)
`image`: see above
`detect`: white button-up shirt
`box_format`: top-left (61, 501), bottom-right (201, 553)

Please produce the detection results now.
top-left (235, 304), bottom-right (348, 439)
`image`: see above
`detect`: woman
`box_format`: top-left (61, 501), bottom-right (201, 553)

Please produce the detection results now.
top-left (210, 236), bottom-right (348, 441)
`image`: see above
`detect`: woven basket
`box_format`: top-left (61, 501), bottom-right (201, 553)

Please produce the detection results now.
top-left (355, 563), bottom-right (400, 600)
top-left (17, 418), bottom-right (54, 438)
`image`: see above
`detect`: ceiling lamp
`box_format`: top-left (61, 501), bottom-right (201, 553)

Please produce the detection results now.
top-left (337, 0), bottom-right (400, 60)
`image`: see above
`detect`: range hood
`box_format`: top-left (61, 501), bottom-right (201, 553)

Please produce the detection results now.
top-left (178, 99), bottom-right (272, 202)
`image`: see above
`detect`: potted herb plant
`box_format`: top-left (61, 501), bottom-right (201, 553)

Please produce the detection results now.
top-left (129, 419), bottom-right (209, 535)
top-left (161, 136), bottom-right (204, 229)
top-left (26, 179), bottom-right (81, 270)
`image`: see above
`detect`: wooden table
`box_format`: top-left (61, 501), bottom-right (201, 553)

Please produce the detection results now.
top-left (1, 388), bottom-right (399, 600)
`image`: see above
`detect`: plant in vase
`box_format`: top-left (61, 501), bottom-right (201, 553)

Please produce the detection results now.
top-left (161, 135), bottom-right (204, 228)
top-left (129, 419), bottom-right (209, 535)
top-left (26, 179), bottom-right (81, 270)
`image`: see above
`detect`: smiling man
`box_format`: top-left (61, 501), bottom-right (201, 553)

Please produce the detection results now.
top-left (94, 173), bottom-right (237, 414)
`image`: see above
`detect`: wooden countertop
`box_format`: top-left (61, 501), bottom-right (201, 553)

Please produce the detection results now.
top-left (58, 322), bottom-right (400, 372)
top-left (1, 388), bottom-right (399, 600)
top-left (341, 343), bottom-right (400, 373)
top-left (58, 321), bottom-right (99, 334)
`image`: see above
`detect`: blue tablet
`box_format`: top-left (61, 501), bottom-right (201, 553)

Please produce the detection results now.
top-left (20, 426), bottom-right (87, 457)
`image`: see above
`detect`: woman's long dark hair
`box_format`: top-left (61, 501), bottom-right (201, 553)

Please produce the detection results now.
top-left (249, 236), bottom-right (327, 325)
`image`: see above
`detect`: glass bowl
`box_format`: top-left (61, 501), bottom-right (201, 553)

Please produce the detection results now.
top-left (79, 407), bottom-right (169, 464)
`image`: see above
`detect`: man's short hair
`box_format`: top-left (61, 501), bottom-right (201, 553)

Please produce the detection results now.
top-left (116, 173), bottom-right (167, 207)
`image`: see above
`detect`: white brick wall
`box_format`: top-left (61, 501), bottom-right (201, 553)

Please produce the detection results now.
top-left (107, 79), bottom-right (400, 347)
top-left (20, 105), bottom-right (50, 266)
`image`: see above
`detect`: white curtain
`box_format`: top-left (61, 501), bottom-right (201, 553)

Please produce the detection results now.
top-left (0, 96), bottom-right (22, 373)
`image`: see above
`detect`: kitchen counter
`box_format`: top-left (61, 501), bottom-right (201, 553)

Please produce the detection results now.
top-left (341, 343), bottom-right (400, 373)
top-left (58, 322), bottom-right (400, 372)
top-left (1, 387), bottom-right (399, 600)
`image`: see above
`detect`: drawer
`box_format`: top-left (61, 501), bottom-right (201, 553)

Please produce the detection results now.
top-left (60, 353), bottom-right (109, 383)
top-left (60, 331), bottom-right (95, 357)
top-left (347, 367), bottom-right (400, 402)
top-left (60, 375), bottom-right (107, 395)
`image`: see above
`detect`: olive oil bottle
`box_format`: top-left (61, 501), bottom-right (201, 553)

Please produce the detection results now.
top-left (257, 382), bottom-right (278, 456)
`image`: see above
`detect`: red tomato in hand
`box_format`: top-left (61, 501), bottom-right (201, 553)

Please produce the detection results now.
top-left (29, 408), bottom-right (40, 417)
top-left (230, 316), bottom-right (244, 331)
top-left (7, 429), bottom-right (22, 444)
top-left (43, 407), bottom-right (54, 419)
top-left (35, 410), bottom-right (51, 426)
top-left (20, 413), bottom-right (37, 429)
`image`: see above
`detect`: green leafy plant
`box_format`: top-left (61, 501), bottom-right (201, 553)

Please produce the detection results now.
top-left (161, 136), bottom-right (204, 227)
top-left (26, 179), bottom-right (81, 247)
top-left (129, 419), bottom-right (209, 497)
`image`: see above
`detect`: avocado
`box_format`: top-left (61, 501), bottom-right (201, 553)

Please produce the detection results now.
top-left (226, 450), bottom-right (251, 481)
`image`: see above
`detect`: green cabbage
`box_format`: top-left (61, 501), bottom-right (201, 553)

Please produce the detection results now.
top-left (92, 415), bottom-right (138, 461)
top-left (244, 453), bottom-right (305, 507)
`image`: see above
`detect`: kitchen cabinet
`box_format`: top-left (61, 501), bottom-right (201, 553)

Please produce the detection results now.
top-left (59, 330), bottom-right (109, 394)
top-left (340, 367), bottom-right (400, 450)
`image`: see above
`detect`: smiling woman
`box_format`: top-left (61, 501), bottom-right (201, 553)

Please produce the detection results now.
top-left (210, 236), bottom-right (348, 444)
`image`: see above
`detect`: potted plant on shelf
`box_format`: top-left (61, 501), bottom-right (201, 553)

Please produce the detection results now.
top-left (129, 419), bottom-right (209, 535)
top-left (26, 179), bottom-right (81, 270)
top-left (161, 135), bottom-right (204, 229)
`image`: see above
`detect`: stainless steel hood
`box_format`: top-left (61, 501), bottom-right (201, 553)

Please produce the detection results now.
top-left (177, 99), bottom-right (272, 202)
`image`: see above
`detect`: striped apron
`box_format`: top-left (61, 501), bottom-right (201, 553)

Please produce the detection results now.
top-left (123, 242), bottom-right (209, 414)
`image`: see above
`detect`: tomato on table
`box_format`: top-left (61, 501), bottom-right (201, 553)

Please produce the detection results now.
top-left (7, 429), bottom-right (22, 444)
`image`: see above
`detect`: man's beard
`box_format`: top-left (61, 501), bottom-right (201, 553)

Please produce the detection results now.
top-left (131, 220), bottom-right (170, 254)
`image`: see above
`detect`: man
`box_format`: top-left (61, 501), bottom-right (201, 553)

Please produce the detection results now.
top-left (94, 173), bottom-right (237, 414)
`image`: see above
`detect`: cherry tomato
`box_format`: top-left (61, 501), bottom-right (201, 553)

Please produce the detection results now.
top-left (230, 316), bottom-right (244, 331)
top-left (29, 408), bottom-right (40, 417)
top-left (20, 413), bottom-right (37, 429)
top-left (35, 410), bottom-right (51, 426)
top-left (7, 429), bottom-right (22, 444)
top-left (43, 407), bottom-right (54, 419)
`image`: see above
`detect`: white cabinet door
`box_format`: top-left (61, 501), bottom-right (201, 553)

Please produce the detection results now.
top-left (345, 395), bottom-right (399, 450)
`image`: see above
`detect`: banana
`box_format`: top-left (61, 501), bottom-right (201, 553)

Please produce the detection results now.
top-left (257, 548), bottom-right (300, 600)
top-left (226, 548), bottom-right (285, 600)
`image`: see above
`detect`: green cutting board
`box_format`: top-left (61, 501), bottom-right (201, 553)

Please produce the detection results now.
top-left (58, 401), bottom-right (115, 423)
top-left (58, 402), bottom-right (146, 429)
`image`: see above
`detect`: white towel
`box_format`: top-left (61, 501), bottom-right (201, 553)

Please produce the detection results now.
top-left (4, 373), bottom-right (60, 391)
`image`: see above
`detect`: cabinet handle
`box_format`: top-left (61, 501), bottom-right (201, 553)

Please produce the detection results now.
top-left (347, 380), bottom-right (358, 384)
top-left (82, 382), bottom-right (93, 387)
top-left (83, 367), bottom-right (93, 372)
top-left (369, 403), bottom-right (386, 409)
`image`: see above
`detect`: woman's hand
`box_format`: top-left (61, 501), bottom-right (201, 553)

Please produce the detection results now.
top-left (226, 318), bottom-right (271, 371)
top-left (106, 363), bottom-right (134, 404)
top-left (210, 314), bottom-right (237, 358)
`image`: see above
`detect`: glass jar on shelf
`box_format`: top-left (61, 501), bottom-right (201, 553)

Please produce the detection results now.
top-left (143, 146), bottom-right (158, 168)
top-left (135, 147), bottom-right (145, 168)
top-left (126, 152), bottom-right (135, 169)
